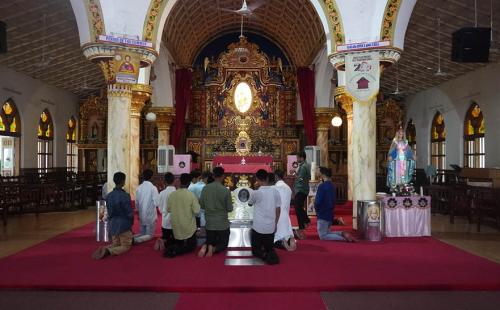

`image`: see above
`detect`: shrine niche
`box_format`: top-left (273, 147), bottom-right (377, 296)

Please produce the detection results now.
top-left (187, 35), bottom-right (299, 170)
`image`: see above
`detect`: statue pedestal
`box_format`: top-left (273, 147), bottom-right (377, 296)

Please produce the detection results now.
top-left (228, 186), bottom-right (254, 248)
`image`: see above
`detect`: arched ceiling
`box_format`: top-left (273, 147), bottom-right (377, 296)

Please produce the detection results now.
top-left (161, 0), bottom-right (326, 67)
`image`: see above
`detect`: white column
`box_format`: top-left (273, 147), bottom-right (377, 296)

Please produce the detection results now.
top-left (107, 84), bottom-right (132, 194)
top-left (351, 97), bottom-right (377, 229)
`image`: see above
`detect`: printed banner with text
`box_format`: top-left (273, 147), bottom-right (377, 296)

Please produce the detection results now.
top-left (345, 52), bottom-right (380, 102)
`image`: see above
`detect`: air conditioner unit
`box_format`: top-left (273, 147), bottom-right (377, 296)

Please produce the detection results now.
top-left (158, 145), bottom-right (175, 173)
top-left (304, 145), bottom-right (321, 167)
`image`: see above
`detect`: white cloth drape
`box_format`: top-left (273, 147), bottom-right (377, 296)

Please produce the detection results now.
top-left (384, 196), bottom-right (431, 237)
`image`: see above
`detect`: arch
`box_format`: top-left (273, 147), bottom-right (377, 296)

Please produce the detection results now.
top-left (66, 116), bottom-right (77, 143)
top-left (463, 102), bottom-right (485, 168)
top-left (0, 98), bottom-right (22, 137)
top-left (38, 109), bottom-right (54, 140)
top-left (430, 111), bottom-right (446, 142)
top-left (148, 0), bottom-right (337, 55)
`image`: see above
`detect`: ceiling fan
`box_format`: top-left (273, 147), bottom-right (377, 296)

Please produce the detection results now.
top-left (214, 0), bottom-right (265, 37)
top-left (434, 16), bottom-right (448, 77)
top-left (389, 63), bottom-right (406, 96)
top-left (78, 76), bottom-right (101, 91)
top-left (34, 14), bottom-right (54, 68)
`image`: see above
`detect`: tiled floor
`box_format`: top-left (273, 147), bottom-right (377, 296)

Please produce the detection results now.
top-left (1, 209), bottom-right (500, 263)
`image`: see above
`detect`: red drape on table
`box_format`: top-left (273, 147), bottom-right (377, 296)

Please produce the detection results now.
top-left (297, 67), bottom-right (316, 145)
top-left (170, 68), bottom-right (192, 148)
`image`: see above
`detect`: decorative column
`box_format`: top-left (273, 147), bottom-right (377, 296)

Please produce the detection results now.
top-left (130, 84), bottom-right (152, 198)
top-left (107, 83), bottom-right (133, 193)
top-left (335, 87), bottom-right (353, 201)
top-left (150, 107), bottom-right (175, 146)
top-left (314, 107), bottom-right (335, 168)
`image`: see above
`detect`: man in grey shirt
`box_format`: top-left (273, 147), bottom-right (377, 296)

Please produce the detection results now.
top-left (198, 167), bottom-right (233, 257)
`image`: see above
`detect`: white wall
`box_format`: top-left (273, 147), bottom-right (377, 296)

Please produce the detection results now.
top-left (406, 62), bottom-right (500, 169)
top-left (0, 65), bottom-right (79, 169)
top-left (151, 44), bottom-right (175, 107)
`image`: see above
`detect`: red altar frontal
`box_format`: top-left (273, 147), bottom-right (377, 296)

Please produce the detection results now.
top-left (214, 155), bottom-right (272, 173)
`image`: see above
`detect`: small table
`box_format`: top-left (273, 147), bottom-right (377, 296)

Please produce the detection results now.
top-left (382, 195), bottom-right (432, 237)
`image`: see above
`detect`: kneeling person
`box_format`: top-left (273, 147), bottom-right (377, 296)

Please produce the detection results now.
top-left (249, 169), bottom-right (281, 265)
top-left (165, 173), bottom-right (201, 258)
top-left (92, 172), bottom-right (134, 259)
top-left (198, 167), bottom-right (233, 257)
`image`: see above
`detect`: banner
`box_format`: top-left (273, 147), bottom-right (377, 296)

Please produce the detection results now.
top-left (114, 51), bottom-right (140, 84)
top-left (345, 51), bottom-right (380, 102)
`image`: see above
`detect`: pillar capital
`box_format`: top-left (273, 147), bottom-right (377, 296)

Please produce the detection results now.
top-left (334, 86), bottom-right (353, 117)
top-left (131, 84), bottom-right (152, 117)
top-left (315, 107), bottom-right (335, 131)
top-left (149, 106), bottom-right (176, 129)
top-left (82, 43), bottom-right (157, 67)
top-left (107, 83), bottom-right (132, 98)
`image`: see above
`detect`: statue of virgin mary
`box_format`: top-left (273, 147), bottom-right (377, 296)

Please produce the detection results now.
top-left (387, 127), bottom-right (415, 189)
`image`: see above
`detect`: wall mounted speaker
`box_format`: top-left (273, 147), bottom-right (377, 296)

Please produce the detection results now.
top-left (0, 21), bottom-right (6, 53)
top-left (452, 27), bottom-right (491, 63)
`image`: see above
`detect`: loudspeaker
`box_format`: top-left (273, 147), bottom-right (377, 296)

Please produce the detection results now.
top-left (452, 27), bottom-right (490, 63)
top-left (0, 21), bottom-right (6, 53)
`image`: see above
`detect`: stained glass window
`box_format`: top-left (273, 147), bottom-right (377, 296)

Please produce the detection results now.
top-left (0, 99), bottom-right (21, 136)
top-left (37, 109), bottom-right (54, 140)
top-left (464, 102), bottom-right (485, 168)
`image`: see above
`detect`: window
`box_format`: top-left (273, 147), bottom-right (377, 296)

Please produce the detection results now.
top-left (464, 102), bottom-right (485, 168)
top-left (406, 119), bottom-right (416, 154)
top-left (0, 99), bottom-right (21, 176)
top-left (430, 112), bottom-right (446, 182)
top-left (37, 109), bottom-right (54, 171)
top-left (66, 116), bottom-right (78, 172)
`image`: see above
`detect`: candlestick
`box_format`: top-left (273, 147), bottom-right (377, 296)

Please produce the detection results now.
top-left (420, 186), bottom-right (423, 196)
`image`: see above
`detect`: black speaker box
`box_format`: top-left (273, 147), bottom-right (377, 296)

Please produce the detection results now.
top-left (452, 27), bottom-right (491, 63)
top-left (0, 21), bottom-right (6, 53)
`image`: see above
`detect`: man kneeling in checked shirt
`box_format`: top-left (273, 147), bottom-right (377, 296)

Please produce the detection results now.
top-left (248, 169), bottom-right (281, 265)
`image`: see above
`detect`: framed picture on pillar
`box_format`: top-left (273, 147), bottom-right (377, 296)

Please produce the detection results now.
top-left (204, 161), bottom-right (213, 172)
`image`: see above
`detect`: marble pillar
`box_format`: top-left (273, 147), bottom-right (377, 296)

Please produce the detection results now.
top-left (107, 84), bottom-right (132, 194)
top-left (315, 107), bottom-right (335, 168)
top-left (351, 97), bottom-right (377, 229)
top-left (336, 87), bottom-right (354, 201)
top-left (130, 84), bottom-right (151, 199)
top-left (150, 107), bottom-right (175, 146)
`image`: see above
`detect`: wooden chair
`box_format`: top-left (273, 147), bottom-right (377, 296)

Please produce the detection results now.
top-left (449, 185), bottom-right (472, 224)
top-left (473, 187), bottom-right (500, 232)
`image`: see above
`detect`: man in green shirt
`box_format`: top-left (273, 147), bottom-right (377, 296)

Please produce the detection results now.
top-left (198, 166), bottom-right (233, 257)
top-left (164, 173), bottom-right (200, 258)
top-left (293, 151), bottom-right (311, 239)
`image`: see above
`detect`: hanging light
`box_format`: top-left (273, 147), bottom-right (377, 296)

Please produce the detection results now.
top-left (145, 112), bottom-right (156, 122)
top-left (331, 97), bottom-right (343, 127)
top-left (331, 114), bottom-right (342, 127)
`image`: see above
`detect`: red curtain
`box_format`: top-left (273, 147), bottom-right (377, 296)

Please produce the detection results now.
top-left (170, 68), bottom-right (192, 148)
top-left (297, 67), bottom-right (316, 145)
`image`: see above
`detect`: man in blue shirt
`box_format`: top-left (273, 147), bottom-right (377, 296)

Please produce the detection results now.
top-left (314, 167), bottom-right (356, 242)
top-left (92, 172), bottom-right (134, 259)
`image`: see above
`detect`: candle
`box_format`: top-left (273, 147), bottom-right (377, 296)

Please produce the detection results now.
top-left (420, 186), bottom-right (424, 196)
top-left (311, 161), bottom-right (316, 181)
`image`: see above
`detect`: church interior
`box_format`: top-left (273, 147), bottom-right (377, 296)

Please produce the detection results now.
top-left (1, 0), bottom-right (500, 309)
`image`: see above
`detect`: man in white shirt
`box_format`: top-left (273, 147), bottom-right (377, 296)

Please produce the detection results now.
top-left (154, 172), bottom-right (176, 252)
top-left (133, 169), bottom-right (159, 244)
top-left (270, 170), bottom-right (296, 251)
top-left (248, 169), bottom-right (281, 265)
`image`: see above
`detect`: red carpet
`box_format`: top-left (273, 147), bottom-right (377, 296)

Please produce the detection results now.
top-left (1, 213), bottom-right (500, 293)
top-left (175, 292), bottom-right (325, 310)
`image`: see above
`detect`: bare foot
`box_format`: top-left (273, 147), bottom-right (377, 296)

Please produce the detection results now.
top-left (295, 229), bottom-right (307, 240)
top-left (287, 238), bottom-right (297, 251)
top-left (92, 247), bottom-right (108, 260)
top-left (154, 238), bottom-right (164, 251)
top-left (206, 245), bottom-right (214, 257)
top-left (198, 244), bottom-right (207, 258)
top-left (342, 231), bottom-right (358, 242)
